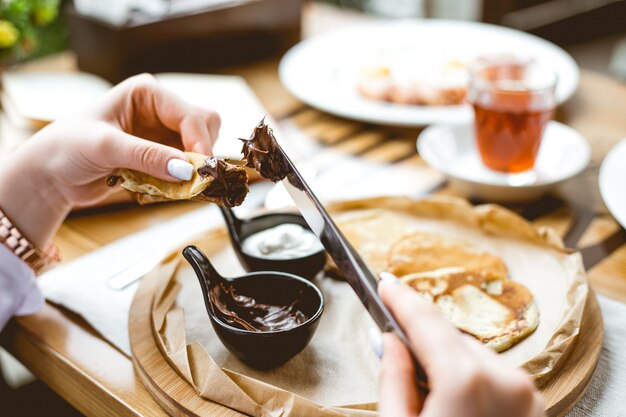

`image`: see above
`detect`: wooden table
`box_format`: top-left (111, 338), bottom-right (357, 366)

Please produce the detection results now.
top-left (2, 4), bottom-right (626, 417)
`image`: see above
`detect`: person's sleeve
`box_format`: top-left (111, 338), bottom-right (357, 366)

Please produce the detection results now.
top-left (0, 244), bottom-right (45, 331)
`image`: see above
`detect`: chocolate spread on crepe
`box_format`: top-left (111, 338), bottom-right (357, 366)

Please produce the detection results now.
top-left (210, 283), bottom-right (307, 332)
top-left (240, 118), bottom-right (290, 182)
top-left (111, 152), bottom-right (248, 207)
top-left (197, 157), bottom-right (248, 207)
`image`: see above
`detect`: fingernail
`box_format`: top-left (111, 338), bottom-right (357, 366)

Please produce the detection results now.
top-left (167, 159), bottom-right (194, 181)
top-left (379, 272), bottom-right (400, 284)
top-left (368, 327), bottom-right (383, 359)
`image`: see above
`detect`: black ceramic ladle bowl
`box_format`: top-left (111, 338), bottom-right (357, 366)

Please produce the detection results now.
top-left (219, 206), bottom-right (326, 279)
top-left (182, 245), bottom-right (324, 370)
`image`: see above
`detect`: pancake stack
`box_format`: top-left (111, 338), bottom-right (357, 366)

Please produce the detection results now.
top-left (337, 212), bottom-right (539, 352)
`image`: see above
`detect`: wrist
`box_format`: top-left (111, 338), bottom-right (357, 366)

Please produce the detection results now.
top-left (0, 150), bottom-right (71, 250)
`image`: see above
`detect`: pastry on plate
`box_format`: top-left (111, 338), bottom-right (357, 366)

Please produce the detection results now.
top-left (112, 152), bottom-right (249, 207)
top-left (401, 267), bottom-right (539, 352)
top-left (387, 231), bottom-right (508, 277)
top-left (357, 60), bottom-right (468, 106)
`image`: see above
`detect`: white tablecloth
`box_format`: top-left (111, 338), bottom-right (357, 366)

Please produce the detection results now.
top-left (566, 295), bottom-right (626, 416)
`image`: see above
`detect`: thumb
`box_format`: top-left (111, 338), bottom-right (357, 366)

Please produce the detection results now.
top-left (101, 128), bottom-right (195, 181)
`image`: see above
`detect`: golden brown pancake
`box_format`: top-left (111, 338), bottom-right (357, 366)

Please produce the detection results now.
top-left (387, 231), bottom-right (508, 277)
top-left (114, 152), bottom-right (248, 207)
top-left (332, 204), bottom-right (541, 353)
top-left (401, 267), bottom-right (539, 352)
top-left (336, 210), bottom-right (413, 276)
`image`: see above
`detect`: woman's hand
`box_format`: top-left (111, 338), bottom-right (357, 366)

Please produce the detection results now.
top-left (377, 279), bottom-right (545, 417)
top-left (0, 74), bottom-right (220, 250)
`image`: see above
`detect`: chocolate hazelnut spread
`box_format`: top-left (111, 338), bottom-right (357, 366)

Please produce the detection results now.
top-left (210, 282), bottom-right (308, 332)
top-left (197, 157), bottom-right (248, 207)
top-left (240, 118), bottom-right (290, 182)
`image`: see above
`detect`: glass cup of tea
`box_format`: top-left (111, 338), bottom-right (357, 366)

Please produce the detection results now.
top-left (467, 60), bottom-right (558, 184)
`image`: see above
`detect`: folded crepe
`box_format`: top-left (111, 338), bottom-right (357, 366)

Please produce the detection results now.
top-left (387, 231), bottom-right (509, 277)
top-left (335, 210), bottom-right (416, 276)
top-left (113, 152), bottom-right (249, 207)
top-left (332, 206), bottom-right (540, 353)
top-left (335, 212), bottom-right (508, 278)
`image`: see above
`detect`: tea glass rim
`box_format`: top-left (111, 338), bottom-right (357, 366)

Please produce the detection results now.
top-left (468, 60), bottom-right (559, 97)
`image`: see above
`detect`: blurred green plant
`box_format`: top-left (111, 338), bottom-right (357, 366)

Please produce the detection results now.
top-left (0, 0), bottom-right (67, 65)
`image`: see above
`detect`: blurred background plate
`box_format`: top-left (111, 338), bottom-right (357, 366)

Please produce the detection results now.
top-left (600, 138), bottom-right (626, 230)
top-left (1, 72), bottom-right (111, 127)
top-left (279, 20), bottom-right (579, 127)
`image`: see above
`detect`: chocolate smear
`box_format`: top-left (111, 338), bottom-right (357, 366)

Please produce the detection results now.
top-left (106, 175), bottom-right (121, 187)
top-left (240, 118), bottom-right (290, 182)
top-left (197, 156), bottom-right (248, 208)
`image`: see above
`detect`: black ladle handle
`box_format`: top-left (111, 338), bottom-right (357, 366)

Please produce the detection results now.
top-left (183, 246), bottom-right (229, 321)
top-left (183, 245), bottom-right (227, 292)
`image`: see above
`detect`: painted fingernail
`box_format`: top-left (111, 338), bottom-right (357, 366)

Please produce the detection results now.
top-left (379, 272), bottom-right (400, 284)
top-left (368, 327), bottom-right (383, 359)
top-left (167, 159), bottom-right (194, 181)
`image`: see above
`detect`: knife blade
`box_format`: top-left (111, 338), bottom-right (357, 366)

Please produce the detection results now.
top-left (279, 148), bottom-right (429, 394)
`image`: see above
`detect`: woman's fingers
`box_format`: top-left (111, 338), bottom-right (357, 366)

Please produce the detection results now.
top-left (378, 282), bottom-right (546, 417)
top-left (459, 335), bottom-right (544, 417)
top-left (96, 125), bottom-right (192, 181)
top-left (378, 280), bottom-right (470, 379)
top-left (379, 333), bottom-right (422, 417)
top-left (181, 114), bottom-right (216, 155)
top-left (108, 74), bottom-right (220, 155)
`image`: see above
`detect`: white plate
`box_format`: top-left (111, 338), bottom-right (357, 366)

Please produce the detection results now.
top-left (279, 20), bottom-right (579, 126)
top-left (417, 121), bottom-right (590, 202)
top-left (599, 139), bottom-right (626, 229)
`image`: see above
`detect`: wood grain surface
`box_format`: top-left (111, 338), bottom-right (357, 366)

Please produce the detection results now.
top-left (1, 3), bottom-right (625, 417)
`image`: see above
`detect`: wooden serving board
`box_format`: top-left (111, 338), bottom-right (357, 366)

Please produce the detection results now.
top-left (129, 229), bottom-right (603, 417)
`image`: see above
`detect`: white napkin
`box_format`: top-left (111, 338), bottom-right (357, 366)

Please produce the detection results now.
top-left (38, 205), bottom-right (222, 355)
top-left (566, 295), bottom-right (626, 416)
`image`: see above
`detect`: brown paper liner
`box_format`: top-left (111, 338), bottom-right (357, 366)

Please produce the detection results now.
top-left (328, 196), bottom-right (588, 385)
top-left (148, 196), bottom-right (587, 415)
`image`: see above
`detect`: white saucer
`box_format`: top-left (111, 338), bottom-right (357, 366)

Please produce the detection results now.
top-left (599, 138), bottom-right (626, 229)
top-left (417, 121), bottom-right (591, 202)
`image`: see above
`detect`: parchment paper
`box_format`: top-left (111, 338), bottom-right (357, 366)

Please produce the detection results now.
top-left (149, 196), bottom-right (588, 416)
top-left (329, 196), bottom-right (588, 386)
top-left (152, 232), bottom-right (379, 417)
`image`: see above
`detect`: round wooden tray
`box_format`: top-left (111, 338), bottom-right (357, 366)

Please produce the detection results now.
top-left (130, 229), bottom-right (603, 417)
